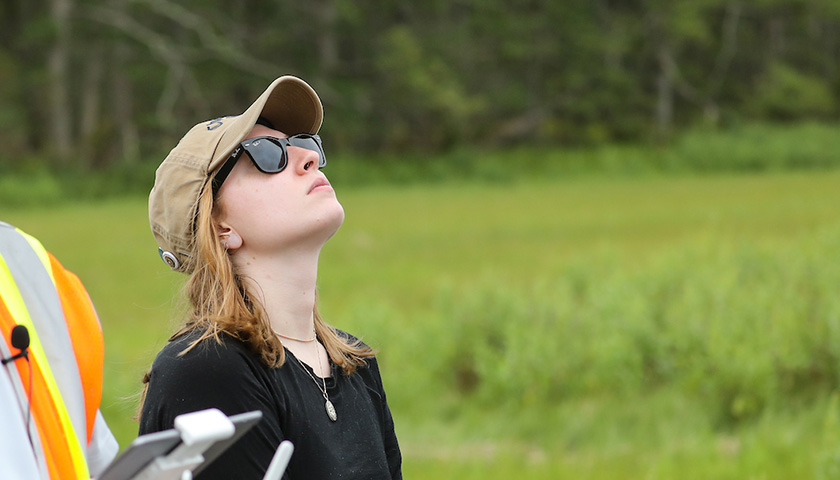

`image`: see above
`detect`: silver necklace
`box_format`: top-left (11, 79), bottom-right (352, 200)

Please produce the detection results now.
top-left (290, 341), bottom-right (337, 422)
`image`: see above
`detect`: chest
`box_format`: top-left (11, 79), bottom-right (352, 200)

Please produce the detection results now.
top-left (267, 365), bottom-right (391, 478)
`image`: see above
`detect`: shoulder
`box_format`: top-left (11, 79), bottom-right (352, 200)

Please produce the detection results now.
top-left (141, 329), bottom-right (274, 433)
top-left (331, 328), bottom-right (385, 380)
top-left (334, 328), bottom-right (380, 356)
top-left (156, 329), bottom-right (253, 364)
top-left (334, 328), bottom-right (366, 347)
top-left (148, 330), bottom-right (267, 392)
top-left (333, 328), bottom-right (379, 365)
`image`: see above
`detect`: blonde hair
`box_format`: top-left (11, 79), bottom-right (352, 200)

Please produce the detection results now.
top-left (139, 177), bottom-right (374, 412)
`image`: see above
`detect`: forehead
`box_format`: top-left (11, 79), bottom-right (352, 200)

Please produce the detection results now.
top-left (247, 124), bottom-right (288, 140)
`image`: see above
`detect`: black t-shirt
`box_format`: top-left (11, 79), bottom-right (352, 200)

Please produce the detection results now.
top-left (138, 330), bottom-right (402, 479)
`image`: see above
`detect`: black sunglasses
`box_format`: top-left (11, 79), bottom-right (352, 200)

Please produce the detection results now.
top-left (212, 134), bottom-right (326, 196)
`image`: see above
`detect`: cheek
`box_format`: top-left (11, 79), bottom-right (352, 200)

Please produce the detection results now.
top-left (219, 178), bottom-right (296, 230)
top-left (224, 168), bottom-right (274, 205)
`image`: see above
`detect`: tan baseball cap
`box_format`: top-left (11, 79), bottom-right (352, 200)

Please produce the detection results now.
top-left (149, 75), bottom-right (323, 272)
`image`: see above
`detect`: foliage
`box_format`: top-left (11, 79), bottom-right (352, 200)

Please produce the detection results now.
top-left (390, 229), bottom-right (840, 427)
top-left (751, 62), bottom-right (837, 120)
top-left (665, 122), bottom-right (840, 171)
top-left (0, 170), bottom-right (64, 207)
top-left (2, 0), bottom-right (840, 173)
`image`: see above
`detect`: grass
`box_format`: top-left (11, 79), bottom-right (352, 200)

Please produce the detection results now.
top-left (2, 167), bottom-right (840, 478)
top-left (401, 392), bottom-right (835, 479)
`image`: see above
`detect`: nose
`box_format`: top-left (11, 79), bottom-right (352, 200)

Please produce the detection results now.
top-left (290, 146), bottom-right (321, 174)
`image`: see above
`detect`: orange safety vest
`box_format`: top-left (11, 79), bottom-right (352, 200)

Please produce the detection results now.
top-left (0, 223), bottom-right (105, 479)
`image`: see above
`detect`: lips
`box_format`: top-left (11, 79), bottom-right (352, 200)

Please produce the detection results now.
top-left (308, 177), bottom-right (331, 194)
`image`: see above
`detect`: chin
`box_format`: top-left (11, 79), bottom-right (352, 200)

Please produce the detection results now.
top-left (322, 202), bottom-right (346, 238)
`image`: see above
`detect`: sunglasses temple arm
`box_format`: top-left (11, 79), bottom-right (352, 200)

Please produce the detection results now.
top-left (211, 152), bottom-right (240, 196)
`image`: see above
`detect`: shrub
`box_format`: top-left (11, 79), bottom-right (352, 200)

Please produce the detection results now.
top-left (367, 224), bottom-right (840, 428)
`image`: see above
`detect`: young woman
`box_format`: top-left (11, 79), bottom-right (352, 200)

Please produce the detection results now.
top-left (139, 76), bottom-right (401, 479)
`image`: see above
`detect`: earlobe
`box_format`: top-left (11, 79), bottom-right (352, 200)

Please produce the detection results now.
top-left (218, 224), bottom-right (243, 252)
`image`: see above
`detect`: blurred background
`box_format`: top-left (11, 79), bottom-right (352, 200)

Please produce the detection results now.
top-left (2, 1), bottom-right (840, 478)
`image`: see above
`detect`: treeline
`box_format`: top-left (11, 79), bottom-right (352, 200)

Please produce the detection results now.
top-left (1, 0), bottom-right (840, 173)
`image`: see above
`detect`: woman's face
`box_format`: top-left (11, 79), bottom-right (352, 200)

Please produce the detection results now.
top-left (215, 124), bottom-right (345, 256)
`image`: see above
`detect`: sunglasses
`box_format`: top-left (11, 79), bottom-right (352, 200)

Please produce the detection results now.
top-left (212, 134), bottom-right (326, 196)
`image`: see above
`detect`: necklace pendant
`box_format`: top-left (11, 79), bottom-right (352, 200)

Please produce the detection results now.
top-left (325, 399), bottom-right (337, 422)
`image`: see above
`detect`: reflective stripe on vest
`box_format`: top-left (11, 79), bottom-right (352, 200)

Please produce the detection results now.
top-left (0, 224), bottom-right (91, 480)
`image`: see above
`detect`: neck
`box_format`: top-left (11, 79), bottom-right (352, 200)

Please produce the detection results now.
top-left (234, 245), bottom-right (321, 340)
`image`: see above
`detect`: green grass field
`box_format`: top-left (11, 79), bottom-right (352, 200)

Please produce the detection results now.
top-left (2, 168), bottom-right (840, 479)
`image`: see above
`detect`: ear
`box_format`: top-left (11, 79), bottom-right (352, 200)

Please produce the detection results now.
top-left (218, 223), bottom-right (243, 251)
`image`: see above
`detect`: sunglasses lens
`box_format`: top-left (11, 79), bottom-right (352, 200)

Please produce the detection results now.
top-left (243, 138), bottom-right (288, 173)
top-left (288, 135), bottom-right (327, 167)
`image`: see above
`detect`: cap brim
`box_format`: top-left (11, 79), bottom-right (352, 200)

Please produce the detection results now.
top-left (210, 76), bottom-right (323, 173)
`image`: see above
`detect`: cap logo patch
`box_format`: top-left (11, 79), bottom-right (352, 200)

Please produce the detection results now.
top-left (206, 118), bottom-right (226, 131)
